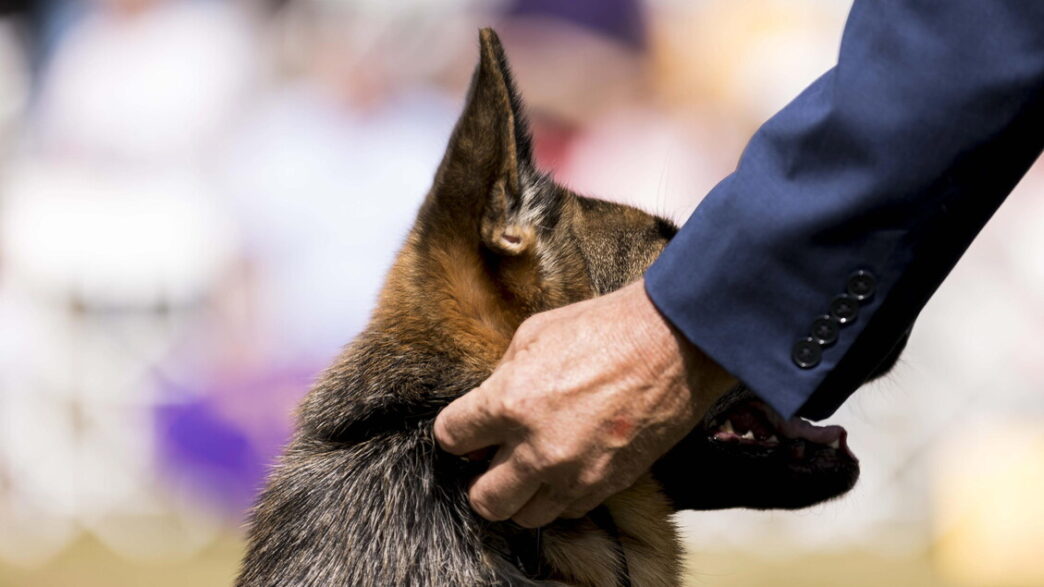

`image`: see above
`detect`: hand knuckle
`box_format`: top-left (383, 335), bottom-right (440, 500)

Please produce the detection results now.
top-left (577, 464), bottom-right (612, 490)
top-left (553, 443), bottom-right (585, 468)
top-left (513, 449), bottom-right (544, 476)
top-left (571, 476), bottom-right (596, 495)
top-left (498, 394), bottom-right (526, 422)
top-left (522, 448), bottom-right (558, 475)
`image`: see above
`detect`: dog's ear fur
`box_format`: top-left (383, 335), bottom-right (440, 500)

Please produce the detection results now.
top-left (420, 28), bottom-right (543, 256)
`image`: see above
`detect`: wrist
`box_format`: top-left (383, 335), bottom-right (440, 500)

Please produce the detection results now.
top-left (628, 279), bottom-right (737, 418)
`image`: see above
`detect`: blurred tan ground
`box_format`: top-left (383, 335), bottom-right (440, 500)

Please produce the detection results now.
top-left (0, 535), bottom-right (241, 587)
top-left (0, 535), bottom-right (958, 587)
top-left (684, 549), bottom-right (949, 587)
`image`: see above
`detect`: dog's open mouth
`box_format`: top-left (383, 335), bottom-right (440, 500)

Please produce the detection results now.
top-left (704, 396), bottom-right (857, 462)
top-left (655, 386), bottom-right (861, 510)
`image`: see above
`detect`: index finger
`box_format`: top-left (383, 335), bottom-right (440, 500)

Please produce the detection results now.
top-left (434, 385), bottom-right (506, 456)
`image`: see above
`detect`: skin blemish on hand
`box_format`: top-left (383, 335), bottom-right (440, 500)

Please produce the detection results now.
top-left (607, 416), bottom-right (635, 441)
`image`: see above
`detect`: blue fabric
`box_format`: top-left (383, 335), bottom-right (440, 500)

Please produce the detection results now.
top-left (645, 0), bottom-right (1044, 420)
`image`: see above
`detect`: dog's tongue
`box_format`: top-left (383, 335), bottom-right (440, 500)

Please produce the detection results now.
top-left (763, 402), bottom-right (853, 458)
top-left (779, 418), bottom-right (845, 446)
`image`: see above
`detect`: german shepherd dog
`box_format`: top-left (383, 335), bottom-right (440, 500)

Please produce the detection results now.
top-left (237, 29), bottom-right (880, 586)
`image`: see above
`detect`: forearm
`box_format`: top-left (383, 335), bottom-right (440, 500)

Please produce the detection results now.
top-left (646, 0), bottom-right (1044, 419)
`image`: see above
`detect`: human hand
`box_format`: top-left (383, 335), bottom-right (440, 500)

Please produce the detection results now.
top-left (433, 279), bottom-right (736, 528)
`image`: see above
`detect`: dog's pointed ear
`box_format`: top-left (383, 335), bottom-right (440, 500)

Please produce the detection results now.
top-left (424, 28), bottom-right (543, 256)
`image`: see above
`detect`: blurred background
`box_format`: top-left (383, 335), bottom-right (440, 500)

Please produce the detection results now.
top-left (0, 0), bottom-right (1041, 585)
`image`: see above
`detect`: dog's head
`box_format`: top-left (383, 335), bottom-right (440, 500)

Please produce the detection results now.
top-left (391, 29), bottom-right (859, 511)
top-left (383, 29), bottom-right (675, 371)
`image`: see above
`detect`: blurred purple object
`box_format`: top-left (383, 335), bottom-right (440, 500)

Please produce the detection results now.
top-left (504, 0), bottom-right (647, 51)
top-left (154, 366), bottom-right (317, 517)
top-left (156, 400), bottom-right (263, 515)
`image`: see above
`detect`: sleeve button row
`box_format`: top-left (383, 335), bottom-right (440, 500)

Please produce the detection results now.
top-left (792, 270), bottom-right (877, 369)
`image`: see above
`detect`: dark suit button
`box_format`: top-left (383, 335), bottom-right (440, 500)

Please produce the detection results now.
top-left (830, 294), bottom-right (859, 324)
top-left (810, 315), bottom-right (839, 347)
top-left (792, 337), bottom-right (822, 369)
top-left (847, 270), bottom-right (876, 302)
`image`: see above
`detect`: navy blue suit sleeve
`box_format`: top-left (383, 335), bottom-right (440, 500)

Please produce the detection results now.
top-left (645, 0), bottom-right (1044, 420)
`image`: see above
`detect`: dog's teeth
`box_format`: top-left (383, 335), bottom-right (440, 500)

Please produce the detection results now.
top-left (829, 439), bottom-right (840, 449)
top-left (722, 420), bottom-right (735, 434)
top-left (767, 435), bottom-right (779, 444)
top-left (740, 430), bottom-right (755, 440)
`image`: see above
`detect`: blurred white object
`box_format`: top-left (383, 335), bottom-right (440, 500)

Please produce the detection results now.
top-left (0, 158), bottom-right (237, 566)
top-left (1, 162), bottom-right (236, 306)
top-left (563, 108), bottom-right (725, 222)
top-left (0, 0), bottom-right (255, 566)
top-left (33, 0), bottom-right (256, 164)
top-left (221, 85), bottom-right (457, 360)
